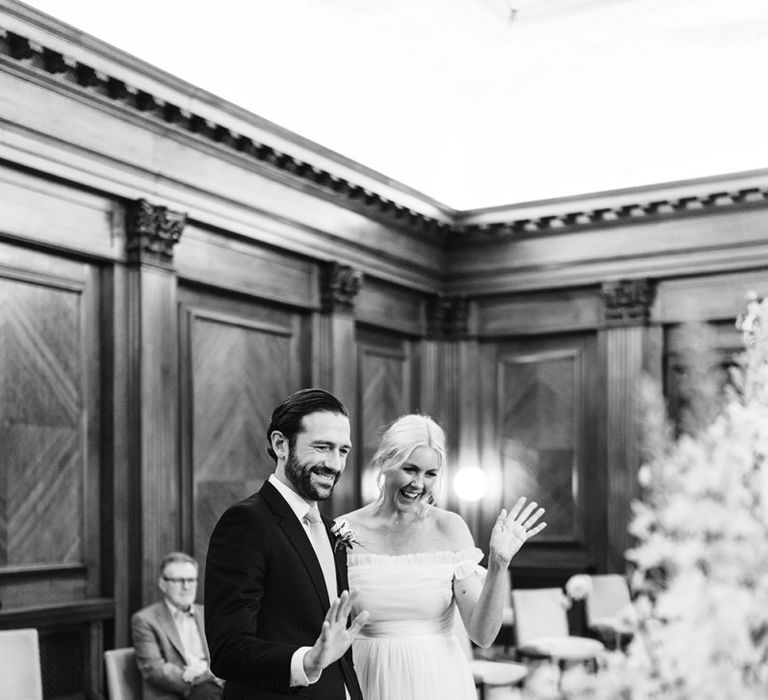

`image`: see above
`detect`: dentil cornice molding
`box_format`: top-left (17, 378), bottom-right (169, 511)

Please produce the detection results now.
top-left (3, 18), bottom-right (768, 242)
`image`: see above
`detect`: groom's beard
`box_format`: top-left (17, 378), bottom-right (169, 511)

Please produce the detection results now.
top-left (284, 449), bottom-right (340, 501)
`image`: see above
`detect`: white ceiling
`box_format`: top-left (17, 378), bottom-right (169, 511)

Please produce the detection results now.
top-left (18, 0), bottom-right (768, 210)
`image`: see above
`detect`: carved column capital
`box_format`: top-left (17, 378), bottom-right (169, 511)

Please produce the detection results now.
top-left (321, 262), bottom-right (363, 313)
top-left (601, 279), bottom-right (656, 327)
top-left (125, 198), bottom-right (186, 267)
top-left (426, 294), bottom-right (469, 340)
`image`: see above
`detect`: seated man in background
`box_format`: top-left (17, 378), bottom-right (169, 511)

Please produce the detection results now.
top-left (132, 552), bottom-right (224, 700)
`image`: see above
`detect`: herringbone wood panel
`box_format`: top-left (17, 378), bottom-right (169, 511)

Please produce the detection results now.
top-left (361, 352), bottom-right (407, 451)
top-left (190, 315), bottom-right (294, 564)
top-left (359, 345), bottom-right (410, 501)
top-left (0, 278), bottom-right (82, 566)
top-left (500, 354), bottom-right (577, 540)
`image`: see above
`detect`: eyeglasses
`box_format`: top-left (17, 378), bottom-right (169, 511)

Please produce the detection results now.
top-left (163, 577), bottom-right (198, 585)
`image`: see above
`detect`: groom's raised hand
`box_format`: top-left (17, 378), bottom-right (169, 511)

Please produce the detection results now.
top-left (303, 590), bottom-right (369, 682)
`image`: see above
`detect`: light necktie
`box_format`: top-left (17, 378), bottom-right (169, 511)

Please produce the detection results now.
top-left (304, 505), bottom-right (338, 604)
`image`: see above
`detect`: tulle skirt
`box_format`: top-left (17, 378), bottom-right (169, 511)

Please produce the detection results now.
top-left (353, 632), bottom-right (476, 700)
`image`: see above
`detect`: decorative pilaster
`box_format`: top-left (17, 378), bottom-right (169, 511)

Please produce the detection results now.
top-left (124, 198), bottom-right (186, 607)
top-left (125, 198), bottom-right (186, 267)
top-left (314, 262), bottom-right (363, 517)
top-left (321, 262), bottom-right (363, 314)
top-left (601, 279), bottom-right (655, 327)
top-left (600, 279), bottom-right (658, 571)
top-left (426, 294), bottom-right (469, 340)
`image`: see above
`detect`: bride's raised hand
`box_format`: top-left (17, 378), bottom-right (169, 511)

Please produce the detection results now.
top-left (489, 497), bottom-right (546, 564)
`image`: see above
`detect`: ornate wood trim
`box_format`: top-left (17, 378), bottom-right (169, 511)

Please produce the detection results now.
top-left (450, 188), bottom-right (768, 238)
top-left (124, 198), bottom-right (186, 266)
top-left (426, 294), bottom-right (469, 340)
top-left (321, 262), bottom-right (363, 313)
top-left (3, 25), bottom-right (768, 238)
top-left (601, 279), bottom-right (656, 327)
top-left (0, 27), bottom-right (448, 236)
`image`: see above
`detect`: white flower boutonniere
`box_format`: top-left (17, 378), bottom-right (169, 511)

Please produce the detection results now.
top-left (330, 519), bottom-right (358, 552)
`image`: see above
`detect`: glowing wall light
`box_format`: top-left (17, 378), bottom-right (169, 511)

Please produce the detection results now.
top-left (453, 465), bottom-right (488, 502)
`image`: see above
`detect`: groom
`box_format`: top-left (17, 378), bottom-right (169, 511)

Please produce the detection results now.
top-left (205, 388), bottom-right (367, 699)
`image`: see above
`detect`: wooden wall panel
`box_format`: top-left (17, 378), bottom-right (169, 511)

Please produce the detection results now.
top-left (477, 334), bottom-right (602, 585)
top-left (356, 279), bottom-right (425, 336)
top-left (654, 268), bottom-right (768, 323)
top-left (0, 165), bottom-right (115, 260)
top-left (498, 349), bottom-right (580, 542)
top-left (476, 288), bottom-right (600, 336)
top-left (664, 319), bottom-right (743, 432)
top-left (356, 328), bottom-right (415, 504)
top-left (175, 225), bottom-right (319, 308)
top-left (0, 253), bottom-right (102, 610)
top-left (178, 287), bottom-right (307, 592)
top-left (446, 209), bottom-right (768, 295)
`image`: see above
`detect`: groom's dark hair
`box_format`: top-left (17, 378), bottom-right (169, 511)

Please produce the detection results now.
top-left (266, 388), bottom-right (348, 462)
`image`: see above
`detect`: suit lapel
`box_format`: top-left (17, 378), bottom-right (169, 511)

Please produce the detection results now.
top-left (154, 602), bottom-right (186, 660)
top-left (261, 480), bottom-right (331, 610)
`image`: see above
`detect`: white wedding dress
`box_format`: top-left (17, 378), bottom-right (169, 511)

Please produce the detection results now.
top-left (348, 547), bottom-right (484, 700)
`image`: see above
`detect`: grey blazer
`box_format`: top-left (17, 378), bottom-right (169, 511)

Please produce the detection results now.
top-left (131, 600), bottom-right (221, 699)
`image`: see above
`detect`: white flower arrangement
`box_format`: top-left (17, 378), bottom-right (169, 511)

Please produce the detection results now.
top-left (524, 292), bottom-right (768, 699)
top-left (564, 573), bottom-right (593, 603)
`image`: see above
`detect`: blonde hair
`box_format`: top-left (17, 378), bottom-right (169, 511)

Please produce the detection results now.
top-left (372, 414), bottom-right (446, 504)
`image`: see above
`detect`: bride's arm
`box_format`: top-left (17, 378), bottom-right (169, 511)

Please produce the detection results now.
top-left (453, 498), bottom-right (546, 648)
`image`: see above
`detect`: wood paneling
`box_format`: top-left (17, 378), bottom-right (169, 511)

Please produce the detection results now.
top-left (601, 324), bottom-right (664, 572)
top-left (0, 72), bottom-right (443, 289)
top-left (356, 328), bottom-right (415, 505)
top-left (0, 165), bottom-right (115, 260)
top-left (476, 288), bottom-right (600, 336)
top-left (446, 208), bottom-right (768, 295)
top-left (498, 349), bottom-right (581, 542)
top-left (178, 286), bottom-right (306, 593)
top-left (0, 253), bottom-right (102, 609)
top-left (175, 225), bottom-right (319, 308)
top-left (655, 268), bottom-right (768, 323)
top-left (478, 334), bottom-right (601, 584)
top-left (125, 264), bottom-right (181, 607)
top-left (356, 279), bottom-right (425, 336)
top-left (664, 320), bottom-right (742, 434)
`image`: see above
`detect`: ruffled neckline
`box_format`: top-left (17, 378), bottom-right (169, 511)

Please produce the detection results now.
top-left (348, 546), bottom-right (482, 566)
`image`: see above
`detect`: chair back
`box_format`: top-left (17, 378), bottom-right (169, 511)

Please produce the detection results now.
top-left (585, 574), bottom-right (631, 627)
top-left (0, 627), bottom-right (43, 700)
top-left (104, 648), bottom-right (142, 700)
top-left (511, 587), bottom-right (569, 646)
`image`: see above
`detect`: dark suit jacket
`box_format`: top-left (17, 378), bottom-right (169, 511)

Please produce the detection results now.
top-left (132, 601), bottom-right (221, 700)
top-left (205, 480), bottom-right (363, 700)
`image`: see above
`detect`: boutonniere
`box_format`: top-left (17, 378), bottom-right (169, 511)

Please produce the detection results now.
top-left (330, 519), bottom-right (358, 552)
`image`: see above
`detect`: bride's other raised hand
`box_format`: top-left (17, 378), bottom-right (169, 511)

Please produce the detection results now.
top-left (489, 497), bottom-right (546, 565)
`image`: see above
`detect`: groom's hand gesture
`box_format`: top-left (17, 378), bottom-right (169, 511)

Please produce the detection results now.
top-left (303, 590), bottom-right (369, 682)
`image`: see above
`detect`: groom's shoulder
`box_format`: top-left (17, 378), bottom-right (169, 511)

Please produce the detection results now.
top-left (214, 487), bottom-right (274, 527)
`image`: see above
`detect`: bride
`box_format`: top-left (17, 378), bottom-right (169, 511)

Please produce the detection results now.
top-left (339, 414), bottom-right (546, 700)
